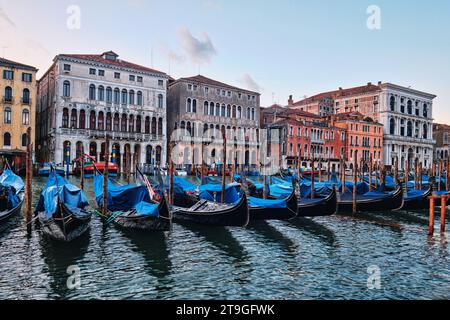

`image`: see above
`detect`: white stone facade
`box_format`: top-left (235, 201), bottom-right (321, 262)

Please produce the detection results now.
top-left (378, 83), bottom-right (436, 169)
top-left (36, 51), bottom-right (168, 172)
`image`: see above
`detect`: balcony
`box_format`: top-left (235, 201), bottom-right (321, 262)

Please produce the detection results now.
top-left (58, 127), bottom-right (165, 142)
top-left (21, 98), bottom-right (31, 105)
top-left (2, 97), bottom-right (13, 104)
top-left (310, 137), bottom-right (325, 144)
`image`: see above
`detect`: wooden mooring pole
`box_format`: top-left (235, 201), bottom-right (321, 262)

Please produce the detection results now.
top-left (369, 155), bottom-right (373, 192)
top-left (428, 194), bottom-right (448, 236)
top-left (221, 127), bottom-right (227, 204)
top-left (341, 156), bottom-right (345, 194)
top-left (102, 135), bottom-right (109, 217)
top-left (80, 146), bottom-right (85, 190)
top-left (311, 156), bottom-right (315, 199)
top-left (352, 156), bottom-right (357, 214)
top-left (25, 127), bottom-right (32, 234)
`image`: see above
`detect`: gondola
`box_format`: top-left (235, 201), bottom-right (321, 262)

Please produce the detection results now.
top-left (337, 186), bottom-right (404, 213)
top-left (401, 186), bottom-right (433, 210)
top-left (93, 170), bottom-right (172, 231)
top-left (171, 192), bottom-right (249, 227)
top-left (298, 186), bottom-right (338, 217)
top-left (248, 189), bottom-right (298, 221)
top-left (35, 171), bottom-right (92, 242)
top-left (0, 167), bottom-right (25, 224)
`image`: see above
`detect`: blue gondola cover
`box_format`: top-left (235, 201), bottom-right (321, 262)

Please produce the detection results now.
top-left (199, 183), bottom-right (241, 203)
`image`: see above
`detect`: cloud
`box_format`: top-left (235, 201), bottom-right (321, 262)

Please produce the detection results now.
top-left (0, 5), bottom-right (15, 27)
top-left (177, 27), bottom-right (217, 65)
top-left (240, 74), bottom-right (261, 92)
top-left (157, 42), bottom-right (185, 63)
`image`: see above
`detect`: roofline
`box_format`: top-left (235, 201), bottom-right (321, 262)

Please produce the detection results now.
top-left (55, 54), bottom-right (168, 78)
top-left (0, 58), bottom-right (38, 72)
top-left (381, 83), bottom-right (437, 99)
top-left (170, 76), bottom-right (261, 95)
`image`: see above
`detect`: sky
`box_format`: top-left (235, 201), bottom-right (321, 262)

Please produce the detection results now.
top-left (1, 0), bottom-right (450, 121)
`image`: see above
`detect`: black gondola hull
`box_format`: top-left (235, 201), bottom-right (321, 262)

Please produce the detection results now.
top-left (172, 193), bottom-right (249, 227)
top-left (0, 192), bottom-right (24, 224)
top-left (338, 187), bottom-right (404, 213)
top-left (249, 191), bottom-right (298, 221)
top-left (38, 203), bottom-right (92, 242)
top-left (298, 188), bottom-right (338, 217)
top-left (112, 197), bottom-right (172, 231)
top-left (401, 187), bottom-right (433, 210)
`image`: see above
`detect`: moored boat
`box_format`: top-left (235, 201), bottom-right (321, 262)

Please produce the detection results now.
top-left (0, 168), bottom-right (25, 224)
top-left (248, 189), bottom-right (298, 221)
top-left (337, 186), bottom-right (404, 213)
top-left (401, 186), bottom-right (433, 210)
top-left (35, 172), bottom-right (92, 242)
top-left (298, 187), bottom-right (338, 217)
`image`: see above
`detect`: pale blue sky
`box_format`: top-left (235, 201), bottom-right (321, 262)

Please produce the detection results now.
top-left (1, 0), bottom-right (450, 121)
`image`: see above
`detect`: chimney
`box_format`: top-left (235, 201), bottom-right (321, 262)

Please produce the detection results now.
top-left (288, 95), bottom-right (294, 106)
top-left (378, 81), bottom-right (382, 86)
top-left (367, 82), bottom-right (372, 86)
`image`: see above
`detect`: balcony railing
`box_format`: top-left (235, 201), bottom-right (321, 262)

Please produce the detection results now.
top-left (2, 97), bottom-right (13, 104)
top-left (59, 128), bottom-right (165, 141)
top-left (21, 98), bottom-right (31, 105)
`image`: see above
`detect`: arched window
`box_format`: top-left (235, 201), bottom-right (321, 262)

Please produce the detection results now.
top-left (21, 88), bottom-right (30, 104)
top-left (106, 112), bottom-right (112, 131)
top-left (114, 88), bottom-right (120, 104)
top-left (3, 107), bottom-right (11, 124)
top-left (209, 102), bottom-right (214, 115)
top-left (390, 96), bottom-right (395, 111)
top-left (113, 113), bottom-right (120, 131)
top-left (62, 108), bottom-right (69, 128)
top-left (137, 91), bottom-right (143, 105)
top-left (89, 111), bottom-right (96, 129)
top-left (21, 133), bottom-right (27, 147)
top-left (192, 99), bottom-right (197, 113)
top-left (145, 116), bottom-right (150, 134)
top-left (106, 87), bottom-right (112, 103)
top-left (4, 87), bottom-right (12, 102)
top-left (129, 90), bottom-right (135, 105)
top-left (136, 115), bottom-right (142, 133)
top-left (129, 114), bottom-right (134, 132)
top-left (121, 89), bottom-right (128, 104)
top-left (227, 105), bottom-right (231, 117)
top-left (215, 103), bottom-right (220, 116)
top-left (423, 104), bottom-right (428, 118)
top-left (251, 108), bottom-right (255, 120)
top-left (89, 84), bottom-right (96, 100)
top-left (158, 94), bottom-right (163, 108)
top-left (155, 146), bottom-right (162, 164)
top-left (151, 117), bottom-right (157, 135)
top-left (21, 109), bottom-right (30, 125)
top-left (63, 81), bottom-right (71, 97)
top-left (98, 86), bottom-right (105, 101)
top-left (407, 121), bottom-right (413, 137)
top-left (221, 104), bottom-right (226, 117)
top-left (204, 101), bottom-right (208, 115)
top-left (407, 100), bottom-right (413, 114)
top-left (121, 114), bottom-right (127, 132)
top-left (232, 105), bottom-right (236, 118)
top-left (246, 107), bottom-right (250, 119)
top-left (186, 98), bottom-right (192, 112)
top-left (3, 132), bottom-right (11, 147)
top-left (70, 109), bottom-right (77, 128)
top-left (158, 118), bottom-right (163, 135)
top-left (389, 118), bottom-right (395, 135)
top-left (237, 106), bottom-right (242, 119)
top-left (79, 110), bottom-right (86, 129)
top-left (98, 111), bottom-right (104, 130)
top-left (423, 124), bottom-right (428, 139)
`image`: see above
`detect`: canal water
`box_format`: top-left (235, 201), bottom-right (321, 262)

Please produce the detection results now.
top-left (0, 176), bottom-right (449, 300)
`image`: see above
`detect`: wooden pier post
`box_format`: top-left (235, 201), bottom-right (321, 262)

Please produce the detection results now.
top-left (441, 195), bottom-right (446, 234)
top-left (311, 156), bottom-right (315, 199)
top-left (446, 158), bottom-right (450, 191)
top-left (25, 127), bottom-right (32, 234)
top-left (80, 147), bottom-right (85, 190)
top-left (394, 156), bottom-right (399, 186)
top-left (221, 127), bottom-right (227, 204)
top-left (341, 156), bottom-right (345, 194)
top-left (419, 162), bottom-right (423, 190)
top-left (352, 156), bottom-right (357, 214)
top-left (263, 161), bottom-right (267, 199)
top-left (369, 155), bottom-right (373, 192)
top-left (318, 158), bottom-right (322, 183)
top-left (102, 135), bottom-right (109, 217)
top-left (429, 197), bottom-right (435, 236)
top-left (327, 157), bottom-right (331, 181)
top-left (168, 142), bottom-right (174, 205)
top-left (405, 158), bottom-right (410, 195)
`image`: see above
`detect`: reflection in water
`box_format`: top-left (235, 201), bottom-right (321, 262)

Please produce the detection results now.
top-left (176, 221), bottom-right (248, 262)
top-left (249, 221), bottom-right (298, 256)
top-left (288, 218), bottom-right (337, 247)
top-left (337, 212), bottom-right (404, 233)
top-left (40, 231), bottom-right (91, 299)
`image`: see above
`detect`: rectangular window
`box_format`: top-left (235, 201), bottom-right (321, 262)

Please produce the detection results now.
top-left (238, 93), bottom-right (242, 99)
top-left (98, 70), bottom-right (105, 76)
top-left (193, 85), bottom-right (198, 91)
top-left (22, 73), bottom-right (32, 82)
top-left (3, 70), bottom-right (14, 80)
top-left (205, 87), bottom-right (209, 94)
top-left (158, 80), bottom-right (164, 87)
top-left (188, 84), bottom-right (192, 91)
top-left (137, 76), bottom-right (143, 82)
top-left (114, 72), bottom-right (121, 79)
top-left (89, 68), bottom-right (96, 75)
top-left (227, 91), bottom-right (231, 97)
top-left (129, 75), bottom-right (135, 81)
top-left (63, 64), bottom-right (71, 71)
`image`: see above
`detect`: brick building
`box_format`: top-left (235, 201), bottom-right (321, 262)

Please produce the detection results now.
top-left (433, 123), bottom-right (450, 160)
